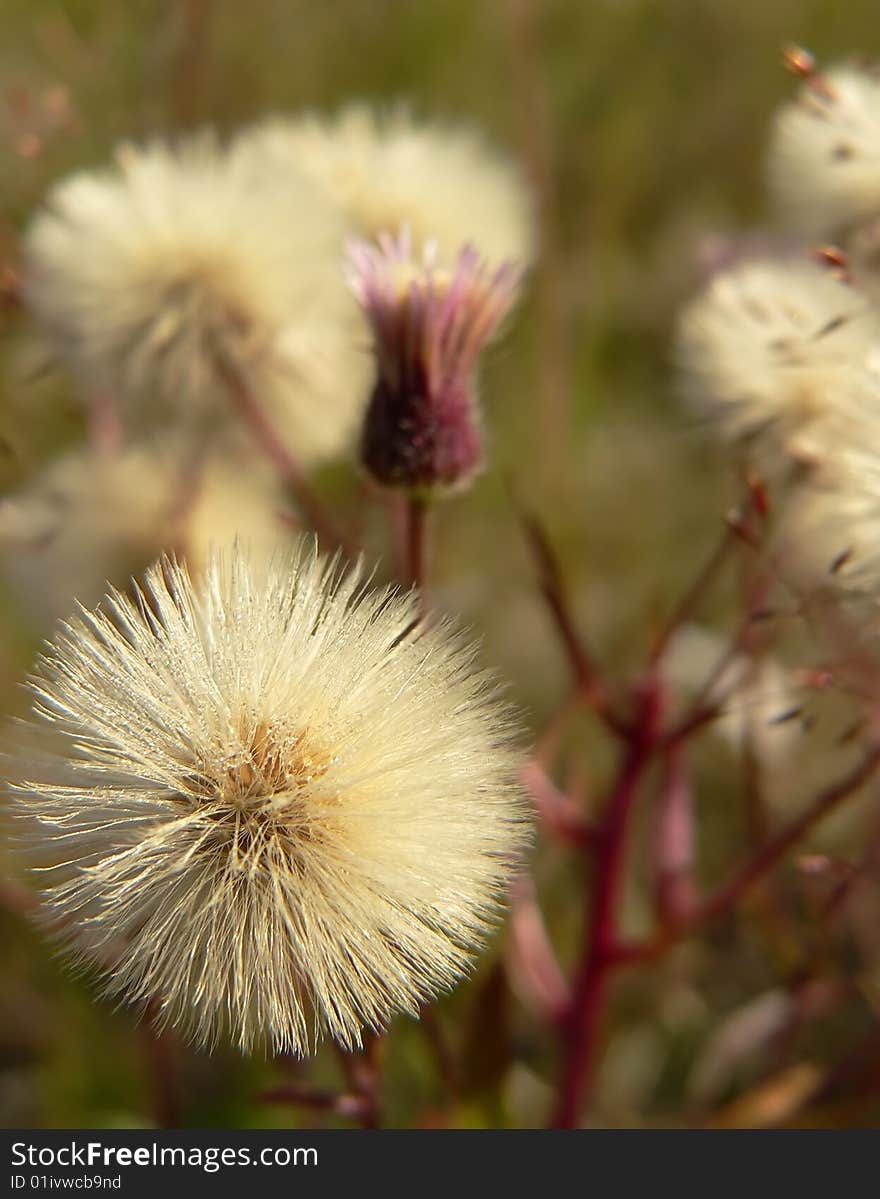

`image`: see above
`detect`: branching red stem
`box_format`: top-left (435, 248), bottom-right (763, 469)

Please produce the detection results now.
top-left (548, 678), bottom-right (662, 1127)
top-left (611, 746), bottom-right (880, 966)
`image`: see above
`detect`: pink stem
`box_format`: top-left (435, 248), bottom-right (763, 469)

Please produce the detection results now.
top-left (507, 873), bottom-right (570, 1024)
top-left (653, 744), bottom-right (697, 928)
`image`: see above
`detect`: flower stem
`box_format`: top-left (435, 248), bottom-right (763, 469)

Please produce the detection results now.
top-left (549, 678), bottom-right (662, 1127)
top-left (214, 351), bottom-right (351, 555)
top-left (650, 522), bottom-right (739, 662)
top-left (334, 1035), bottom-right (382, 1129)
top-left (142, 1003), bottom-right (179, 1129)
top-left (403, 494), bottom-right (430, 605)
top-left (518, 505), bottom-right (627, 737)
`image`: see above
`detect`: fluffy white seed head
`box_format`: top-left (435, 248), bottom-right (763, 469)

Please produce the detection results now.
top-left (236, 105), bottom-right (535, 267)
top-left (0, 445), bottom-right (289, 628)
top-left (23, 133), bottom-right (369, 465)
top-left (10, 544), bottom-right (529, 1054)
top-left (781, 372), bottom-right (880, 592)
top-left (675, 255), bottom-right (880, 457)
top-left (768, 63), bottom-right (880, 239)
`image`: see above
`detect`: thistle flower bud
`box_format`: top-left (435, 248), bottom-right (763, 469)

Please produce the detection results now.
top-left (347, 230), bottom-right (521, 494)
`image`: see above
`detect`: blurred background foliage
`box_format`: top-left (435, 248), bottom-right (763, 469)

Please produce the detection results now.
top-left (2, 0), bottom-right (880, 1129)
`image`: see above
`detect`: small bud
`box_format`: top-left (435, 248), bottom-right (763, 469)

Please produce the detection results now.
top-left (783, 44), bottom-right (816, 79)
top-left (348, 228), bottom-right (521, 495)
top-left (812, 245), bottom-right (849, 272)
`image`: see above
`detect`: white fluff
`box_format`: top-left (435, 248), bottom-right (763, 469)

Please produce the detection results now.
top-left (236, 104), bottom-right (535, 267)
top-left (768, 65), bottom-right (880, 239)
top-left (10, 544), bottom-right (529, 1054)
top-left (23, 133), bottom-right (369, 465)
top-left (675, 255), bottom-right (880, 455)
top-left (0, 444), bottom-right (290, 628)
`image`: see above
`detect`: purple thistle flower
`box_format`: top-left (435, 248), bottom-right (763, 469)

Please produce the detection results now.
top-left (348, 228), bottom-right (521, 493)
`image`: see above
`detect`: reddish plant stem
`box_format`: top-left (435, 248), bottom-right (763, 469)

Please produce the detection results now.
top-left (382, 492), bottom-right (458, 1095)
top-left (650, 522), bottom-right (738, 662)
top-left (169, 0), bottom-right (214, 126)
top-left (334, 1035), bottom-right (382, 1129)
top-left (215, 352), bottom-right (350, 555)
top-left (519, 508), bottom-right (627, 736)
top-left (403, 494), bottom-right (430, 604)
top-left (549, 679), bottom-right (662, 1127)
top-left (418, 1007), bottom-right (460, 1100)
top-left (547, 685), bottom-right (877, 1129)
top-left (521, 758), bottom-right (598, 850)
top-left (0, 262), bottom-right (21, 316)
top-left (611, 746), bottom-right (880, 966)
top-left (142, 1004), bottom-right (179, 1129)
top-left (661, 573), bottom-right (779, 752)
top-left (661, 702), bottom-right (721, 749)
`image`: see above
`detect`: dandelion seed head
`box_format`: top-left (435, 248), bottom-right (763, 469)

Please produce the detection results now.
top-left (675, 255), bottom-right (880, 457)
top-left (782, 391), bottom-right (880, 594)
top-left (23, 133), bottom-right (368, 464)
top-left (0, 445), bottom-right (288, 628)
top-left (768, 62), bottom-right (880, 239)
top-left (237, 105), bottom-right (535, 267)
top-left (10, 544), bottom-right (529, 1054)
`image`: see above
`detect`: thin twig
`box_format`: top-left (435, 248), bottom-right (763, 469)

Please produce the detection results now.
top-left (169, 0), bottom-right (214, 126)
top-left (651, 522), bottom-right (738, 662)
top-left (521, 758), bottom-right (597, 849)
top-left (612, 747), bottom-right (880, 966)
top-left (518, 505), bottom-right (627, 736)
top-left (214, 351), bottom-right (351, 554)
